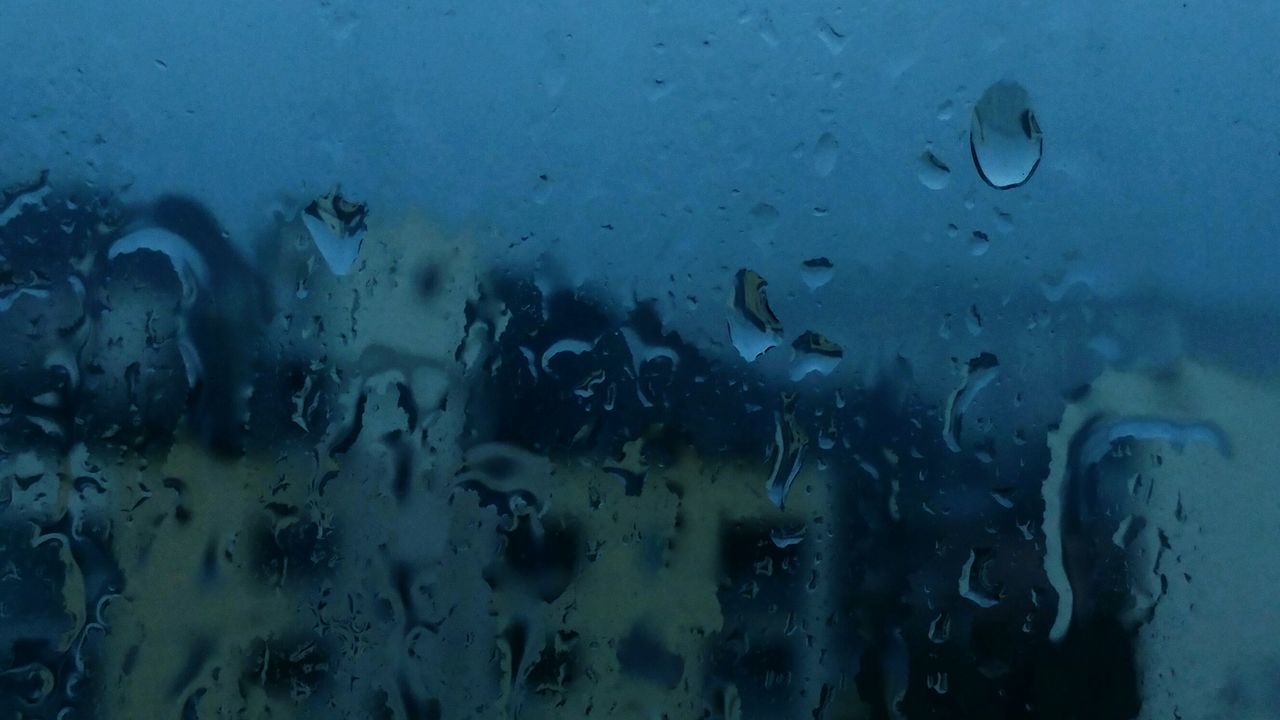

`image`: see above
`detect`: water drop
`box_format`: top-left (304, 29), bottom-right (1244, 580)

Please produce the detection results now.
top-left (959, 549), bottom-right (1000, 608)
top-left (918, 151), bottom-right (951, 190)
top-left (757, 10), bottom-right (779, 46)
top-left (928, 611), bottom-right (951, 643)
top-left (770, 525), bottom-right (807, 548)
top-left (647, 78), bottom-right (675, 102)
top-left (532, 173), bottom-right (553, 204)
top-left (942, 352), bottom-right (1000, 452)
top-left (301, 188), bottom-right (369, 276)
top-left (994, 208), bottom-right (1014, 233)
top-left (970, 81), bottom-right (1043, 189)
top-left (790, 331), bottom-right (843, 380)
top-left (813, 132), bottom-right (839, 177)
top-left (0, 171), bottom-right (51, 228)
top-left (815, 18), bottom-right (847, 55)
top-left (969, 230), bottom-right (990, 256)
top-left (765, 399), bottom-right (807, 508)
top-left (966, 304), bottom-right (983, 335)
top-left (727, 269), bottom-right (784, 361)
top-left (542, 68), bottom-right (567, 98)
top-left (748, 202), bottom-right (779, 249)
top-left (540, 337), bottom-right (598, 375)
top-left (800, 257), bottom-right (834, 290)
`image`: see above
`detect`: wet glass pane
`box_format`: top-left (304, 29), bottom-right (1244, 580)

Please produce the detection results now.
top-left (2, 3), bottom-right (1278, 718)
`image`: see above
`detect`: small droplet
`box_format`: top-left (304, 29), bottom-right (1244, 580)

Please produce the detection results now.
top-left (936, 99), bottom-right (955, 121)
top-left (994, 209), bottom-right (1014, 234)
top-left (757, 10), bottom-right (779, 46)
top-left (928, 611), bottom-right (951, 643)
top-left (942, 352), bottom-right (1000, 453)
top-left (770, 525), bottom-right (807, 548)
top-left (813, 132), bottom-right (839, 177)
top-left (918, 151), bottom-right (951, 190)
top-left (154, 59), bottom-right (168, 70)
top-left (647, 78), bottom-right (675, 101)
top-left (532, 173), bottom-right (553, 204)
top-left (970, 81), bottom-right (1043, 189)
top-left (959, 548), bottom-right (1000, 608)
top-left (0, 171), bottom-right (52, 229)
top-left (748, 202), bottom-right (780, 249)
top-left (969, 230), bottom-right (990, 256)
top-left (815, 18), bottom-right (847, 55)
top-left (800, 257), bottom-right (834, 290)
top-left (966, 304), bottom-right (983, 335)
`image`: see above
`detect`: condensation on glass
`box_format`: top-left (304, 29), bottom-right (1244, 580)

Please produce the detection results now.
top-left (1, 3), bottom-right (1279, 719)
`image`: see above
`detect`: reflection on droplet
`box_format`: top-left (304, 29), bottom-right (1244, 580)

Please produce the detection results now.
top-left (813, 132), bottom-right (839, 177)
top-left (918, 151), bottom-right (951, 190)
top-left (727, 269), bottom-right (784, 361)
top-left (970, 81), bottom-right (1043, 189)
top-left (800, 257), bottom-right (834, 290)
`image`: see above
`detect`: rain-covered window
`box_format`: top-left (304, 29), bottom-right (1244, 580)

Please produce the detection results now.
top-left (2, 3), bottom-right (1278, 719)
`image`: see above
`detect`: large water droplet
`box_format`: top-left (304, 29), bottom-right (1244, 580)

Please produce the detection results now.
top-left (970, 81), bottom-right (1043, 189)
top-left (727, 269), bottom-right (784, 361)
